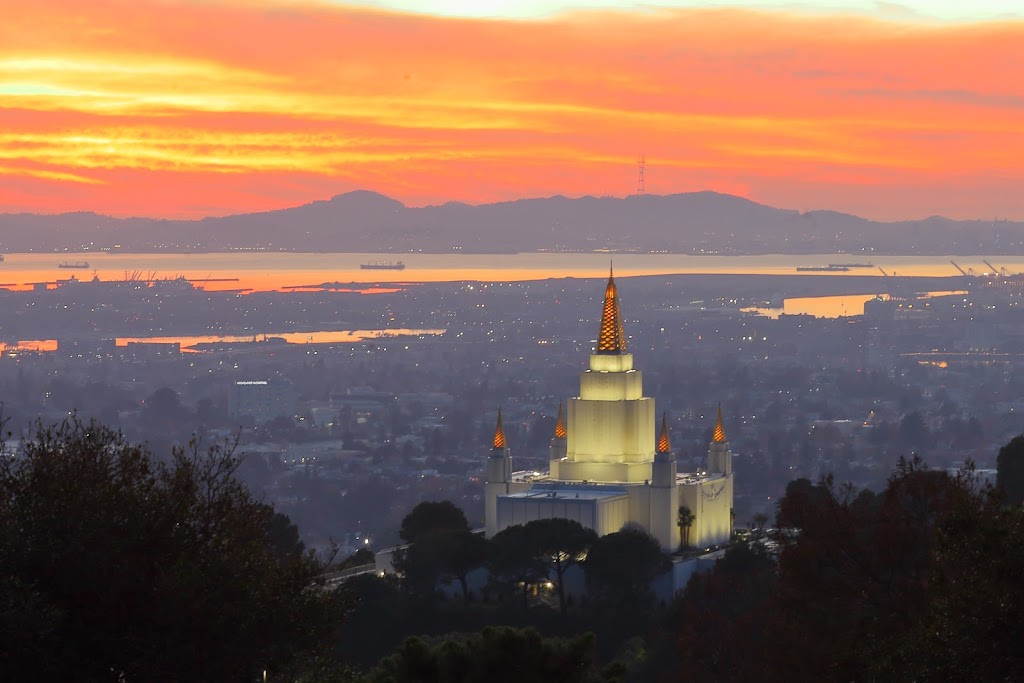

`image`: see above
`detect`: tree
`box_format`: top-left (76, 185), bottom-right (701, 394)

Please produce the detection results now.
top-left (761, 457), bottom-right (968, 681)
top-left (584, 528), bottom-right (671, 606)
top-left (883, 472), bottom-right (1024, 681)
top-left (997, 434), bottom-right (1024, 506)
top-left (751, 512), bottom-right (769, 532)
top-left (677, 505), bottom-right (696, 548)
top-left (436, 529), bottom-right (488, 603)
top-left (362, 626), bottom-right (597, 683)
top-left (488, 524), bottom-right (548, 607)
top-left (657, 543), bottom-right (777, 682)
top-left (0, 417), bottom-right (346, 682)
top-left (394, 501), bottom-right (485, 602)
top-left (399, 500), bottom-right (470, 544)
top-left (523, 518), bottom-right (598, 613)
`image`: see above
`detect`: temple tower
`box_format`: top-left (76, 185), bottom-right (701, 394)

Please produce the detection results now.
top-left (549, 402), bottom-right (567, 462)
top-left (707, 403), bottom-right (732, 476)
top-left (650, 412), bottom-right (680, 549)
top-left (485, 409), bottom-right (512, 537)
top-left (557, 267), bottom-right (655, 483)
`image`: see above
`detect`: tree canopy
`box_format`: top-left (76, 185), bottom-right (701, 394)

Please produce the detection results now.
top-left (399, 500), bottom-right (470, 544)
top-left (523, 518), bottom-right (598, 613)
top-left (0, 417), bottom-right (346, 682)
top-left (583, 527), bottom-right (671, 606)
top-left (652, 454), bottom-right (1024, 682)
top-left (361, 626), bottom-right (597, 683)
top-left (997, 434), bottom-right (1024, 505)
top-left (394, 500), bottom-right (484, 601)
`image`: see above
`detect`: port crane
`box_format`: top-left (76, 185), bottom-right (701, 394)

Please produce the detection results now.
top-left (983, 260), bottom-right (1006, 277)
top-left (950, 261), bottom-right (973, 277)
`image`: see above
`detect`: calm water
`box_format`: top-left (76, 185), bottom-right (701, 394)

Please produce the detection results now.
top-left (0, 252), bottom-right (1007, 293)
top-left (0, 329), bottom-right (446, 355)
top-left (0, 253), bottom-right (1003, 351)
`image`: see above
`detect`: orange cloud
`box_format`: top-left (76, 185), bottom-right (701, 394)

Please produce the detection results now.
top-left (0, 1), bottom-right (1022, 220)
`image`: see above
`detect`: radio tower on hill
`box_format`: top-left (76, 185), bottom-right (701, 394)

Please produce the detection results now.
top-left (636, 154), bottom-right (646, 195)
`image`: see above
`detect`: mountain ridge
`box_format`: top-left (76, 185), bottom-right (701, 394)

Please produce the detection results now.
top-left (1, 190), bottom-right (1021, 255)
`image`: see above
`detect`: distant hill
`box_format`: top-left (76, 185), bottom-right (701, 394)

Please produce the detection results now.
top-left (1, 190), bottom-right (1022, 255)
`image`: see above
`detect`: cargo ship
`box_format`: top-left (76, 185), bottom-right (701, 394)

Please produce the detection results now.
top-left (58, 261), bottom-right (90, 269)
top-left (828, 262), bottom-right (874, 268)
top-left (796, 265), bottom-right (849, 272)
top-left (360, 261), bottom-right (406, 271)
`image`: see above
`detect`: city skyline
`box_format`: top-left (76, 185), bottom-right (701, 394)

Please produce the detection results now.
top-left (2, 1), bottom-right (1022, 220)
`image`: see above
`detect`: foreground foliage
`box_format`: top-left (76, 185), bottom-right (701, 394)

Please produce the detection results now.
top-left (0, 417), bottom-right (347, 682)
top-left (657, 455), bottom-right (1024, 682)
top-left (360, 626), bottom-right (599, 683)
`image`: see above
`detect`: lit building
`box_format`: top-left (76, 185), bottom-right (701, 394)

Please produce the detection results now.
top-left (485, 270), bottom-right (734, 551)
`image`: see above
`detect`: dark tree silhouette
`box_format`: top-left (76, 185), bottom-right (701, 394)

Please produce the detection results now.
top-left (363, 626), bottom-right (597, 683)
top-left (584, 527), bottom-right (670, 606)
top-left (997, 434), bottom-right (1024, 505)
top-left (522, 518), bottom-right (598, 613)
top-left (488, 524), bottom-right (548, 607)
top-left (399, 500), bottom-right (470, 544)
top-left (0, 417), bottom-right (346, 682)
top-left (393, 501), bottom-right (485, 602)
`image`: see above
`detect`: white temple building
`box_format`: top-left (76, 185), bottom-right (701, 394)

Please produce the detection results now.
top-left (484, 270), bottom-right (734, 551)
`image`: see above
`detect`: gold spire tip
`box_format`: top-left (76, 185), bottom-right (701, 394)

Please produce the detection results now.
top-left (657, 412), bottom-right (671, 454)
top-left (712, 403), bottom-right (727, 443)
top-left (554, 402), bottom-right (566, 439)
top-left (596, 269), bottom-right (627, 353)
top-left (493, 408), bottom-right (507, 450)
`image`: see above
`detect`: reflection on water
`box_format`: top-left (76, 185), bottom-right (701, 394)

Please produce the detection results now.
top-left (745, 290), bottom-right (970, 319)
top-left (119, 329), bottom-right (446, 349)
top-left (744, 294), bottom-right (885, 319)
top-left (0, 340), bottom-right (58, 354)
top-left (0, 329), bottom-right (445, 355)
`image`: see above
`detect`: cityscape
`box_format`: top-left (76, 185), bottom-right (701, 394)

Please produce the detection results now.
top-left (2, 1), bottom-right (1023, 681)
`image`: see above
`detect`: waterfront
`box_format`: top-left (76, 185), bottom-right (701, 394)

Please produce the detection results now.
top-left (0, 329), bottom-right (446, 356)
top-left (0, 252), bottom-right (1015, 292)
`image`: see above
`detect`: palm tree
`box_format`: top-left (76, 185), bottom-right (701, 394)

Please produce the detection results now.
top-left (677, 505), bottom-right (696, 550)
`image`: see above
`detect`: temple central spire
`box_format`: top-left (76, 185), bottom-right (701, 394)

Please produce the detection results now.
top-left (596, 264), bottom-right (627, 354)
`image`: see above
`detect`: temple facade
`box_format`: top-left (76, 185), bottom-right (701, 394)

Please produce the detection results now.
top-left (484, 270), bottom-right (734, 551)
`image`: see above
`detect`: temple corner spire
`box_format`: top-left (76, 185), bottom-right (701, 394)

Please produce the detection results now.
top-left (712, 403), bottom-right (727, 443)
top-left (657, 412), bottom-right (671, 454)
top-left (554, 402), bottom-right (567, 439)
top-left (493, 408), bottom-right (508, 450)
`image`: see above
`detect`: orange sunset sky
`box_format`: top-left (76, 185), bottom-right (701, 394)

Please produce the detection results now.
top-left (1, 0), bottom-right (1022, 221)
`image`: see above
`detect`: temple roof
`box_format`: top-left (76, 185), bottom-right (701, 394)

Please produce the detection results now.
top-left (596, 265), bottom-right (628, 354)
top-left (657, 412), bottom-right (671, 453)
top-left (554, 402), bottom-right (567, 439)
top-left (493, 408), bottom-right (507, 450)
top-left (712, 403), bottom-right (727, 443)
